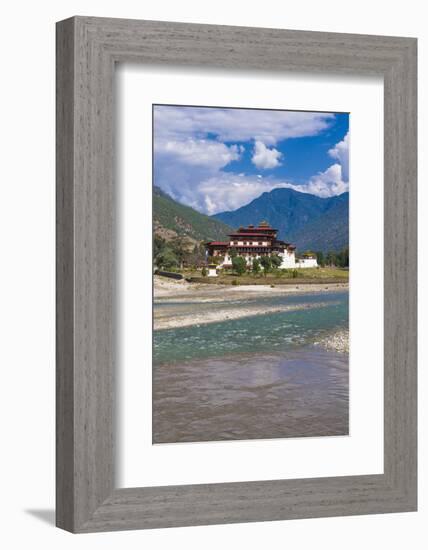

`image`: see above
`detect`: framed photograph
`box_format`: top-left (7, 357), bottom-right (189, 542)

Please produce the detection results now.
top-left (56, 16), bottom-right (417, 532)
top-left (151, 104), bottom-right (350, 446)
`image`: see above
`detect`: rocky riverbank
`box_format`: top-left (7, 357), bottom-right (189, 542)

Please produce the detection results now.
top-left (154, 300), bottom-right (335, 330)
top-left (154, 275), bottom-right (348, 300)
top-left (314, 329), bottom-right (349, 354)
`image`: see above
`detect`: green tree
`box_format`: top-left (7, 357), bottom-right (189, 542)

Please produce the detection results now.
top-left (260, 255), bottom-right (272, 276)
top-left (155, 248), bottom-right (179, 269)
top-left (201, 266), bottom-right (208, 277)
top-left (153, 235), bottom-right (166, 260)
top-left (189, 242), bottom-right (206, 266)
top-left (170, 237), bottom-right (189, 269)
top-left (252, 258), bottom-right (261, 275)
top-left (232, 255), bottom-right (246, 276)
top-left (336, 247), bottom-right (349, 268)
top-left (270, 254), bottom-right (282, 270)
top-left (326, 251), bottom-right (337, 266)
top-left (316, 251), bottom-right (325, 267)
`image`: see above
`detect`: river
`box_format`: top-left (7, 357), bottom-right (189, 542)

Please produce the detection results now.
top-left (153, 290), bottom-right (349, 443)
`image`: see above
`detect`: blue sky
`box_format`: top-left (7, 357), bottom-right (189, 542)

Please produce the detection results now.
top-left (153, 105), bottom-right (349, 215)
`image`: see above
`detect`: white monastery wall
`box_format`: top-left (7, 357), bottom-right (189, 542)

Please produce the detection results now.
top-left (279, 251), bottom-right (297, 269)
top-left (217, 252), bottom-right (318, 269)
top-left (296, 258), bottom-right (318, 268)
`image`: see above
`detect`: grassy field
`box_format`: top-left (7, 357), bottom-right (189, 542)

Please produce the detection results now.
top-left (179, 267), bottom-right (349, 285)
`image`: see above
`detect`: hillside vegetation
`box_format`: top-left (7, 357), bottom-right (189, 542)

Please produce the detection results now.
top-left (153, 186), bottom-right (232, 242)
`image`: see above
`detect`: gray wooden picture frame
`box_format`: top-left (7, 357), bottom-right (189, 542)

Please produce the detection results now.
top-left (56, 16), bottom-right (417, 533)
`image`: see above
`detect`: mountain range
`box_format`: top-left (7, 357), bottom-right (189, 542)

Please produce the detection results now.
top-left (153, 185), bottom-right (348, 252)
top-left (213, 188), bottom-right (349, 252)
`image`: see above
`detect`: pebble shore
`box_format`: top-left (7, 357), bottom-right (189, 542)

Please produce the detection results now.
top-left (315, 329), bottom-right (349, 354)
top-left (154, 300), bottom-right (334, 330)
top-left (154, 275), bottom-right (348, 300)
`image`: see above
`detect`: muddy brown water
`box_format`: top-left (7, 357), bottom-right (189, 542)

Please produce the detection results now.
top-left (153, 347), bottom-right (348, 444)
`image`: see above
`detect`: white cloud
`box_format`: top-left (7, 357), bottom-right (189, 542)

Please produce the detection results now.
top-left (278, 164), bottom-right (348, 198)
top-left (163, 167), bottom-right (347, 215)
top-left (154, 106), bottom-right (335, 145)
top-left (155, 138), bottom-right (243, 169)
top-left (251, 141), bottom-right (282, 169)
top-left (197, 174), bottom-right (293, 215)
top-left (154, 137), bottom-right (246, 210)
top-left (306, 164), bottom-right (348, 197)
top-left (328, 132), bottom-right (349, 181)
top-left (157, 166), bottom-right (347, 215)
top-left (153, 106), bottom-right (348, 214)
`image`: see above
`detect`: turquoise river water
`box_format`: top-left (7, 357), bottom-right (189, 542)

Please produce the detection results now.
top-left (152, 290), bottom-right (349, 443)
top-left (154, 290), bottom-right (348, 365)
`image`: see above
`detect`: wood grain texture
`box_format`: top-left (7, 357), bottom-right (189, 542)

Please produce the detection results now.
top-left (56, 18), bottom-right (76, 532)
top-left (56, 16), bottom-right (417, 533)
